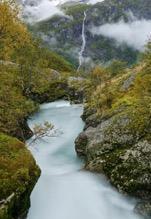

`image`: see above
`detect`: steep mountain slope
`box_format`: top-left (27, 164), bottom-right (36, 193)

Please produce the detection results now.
top-left (30, 0), bottom-right (151, 68)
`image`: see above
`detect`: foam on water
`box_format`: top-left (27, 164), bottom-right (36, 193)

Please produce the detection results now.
top-left (27, 100), bottom-right (142, 219)
top-left (40, 101), bottom-right (70, 110)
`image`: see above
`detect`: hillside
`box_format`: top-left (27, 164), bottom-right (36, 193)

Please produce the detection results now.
top-left (0, 1), bottom-right (74, 218)
top-left (30, 0), bottom-right (151, 68)
top-left (75, 44), bottom-right (151, 217)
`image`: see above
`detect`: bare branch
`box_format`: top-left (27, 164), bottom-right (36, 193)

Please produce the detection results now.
top-left (29, 121), bottom-right (63, 145)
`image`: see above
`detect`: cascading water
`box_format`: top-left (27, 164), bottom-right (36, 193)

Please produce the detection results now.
top-left (77, 11), bottom-right (87, 71)
top-left (26, 100), bottom-right (142, 219)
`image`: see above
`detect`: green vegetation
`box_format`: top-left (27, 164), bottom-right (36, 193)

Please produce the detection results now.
top-left (84, 56), bottom-right (151, 120)
top-left (63, 3), bottom-right (90, 16)
top-left (0, 0), bottom-right (74, 138)
top-left (30, 0), bottom-right (151, 67)
top-left (0, 63), bottom-right (38, 138)
top-left (0, 133), bottom-right (40, 218)
top-left (0, 1), bottom-right (74, 218)
top-left (75, 43), bottom-right (151, 216)
top-left (1, 0), bottom-right (151, 218)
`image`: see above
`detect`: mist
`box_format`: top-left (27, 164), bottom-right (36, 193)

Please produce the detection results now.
top-left (90, 19), bottom-right (151, 50)
top-left (87, 0), bottom-right (104, 4)
top-left (22, 0), bottom-right (65, 23)
top-left (21, 0), bottom-right (105, 23)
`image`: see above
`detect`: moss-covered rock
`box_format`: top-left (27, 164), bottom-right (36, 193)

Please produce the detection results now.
top-left (135, 201), bottom-right (151, 218)
top-left (75, 132), bottom-right (88, 157)
top-left (75, 65), bottom-right (151, 217)
top-left (0, 133), bottom-right (40, 219)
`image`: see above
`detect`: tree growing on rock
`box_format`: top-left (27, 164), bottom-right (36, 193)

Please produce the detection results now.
top-left (29, 121), bottom-right (63, 145)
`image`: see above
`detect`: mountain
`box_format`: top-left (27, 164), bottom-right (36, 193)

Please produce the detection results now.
top-left (27, 0), bottom-right (151, 69)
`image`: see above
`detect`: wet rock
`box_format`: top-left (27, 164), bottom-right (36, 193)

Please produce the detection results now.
top-left (135, 201), bottom-right (151, 218)
top-left (84, 113), bottom-right (102, 129)
top-left (75, 132), bottom-right (88, 156)
top-left (14, 118), bottom-right (33, 142)
top-left (81, 106), bottom-right (96, 121)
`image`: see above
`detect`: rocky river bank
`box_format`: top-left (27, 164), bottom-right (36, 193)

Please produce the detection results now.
top-left (75, 70), bottom-right (151, 218)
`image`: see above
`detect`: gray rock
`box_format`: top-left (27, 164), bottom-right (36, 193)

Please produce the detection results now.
top-left (135, 201), bottom-right (151, 218)
top-left (75, 103), bottom-right (151, 217)
top-left (121, 73), bottom-right (137, 91)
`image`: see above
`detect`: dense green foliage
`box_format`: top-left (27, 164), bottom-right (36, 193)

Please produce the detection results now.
top-left (0, 133), bottom-right (40, 218)
top-left (0, 133), bottom-right (40, 200)
top-left (0, 0), bottom-right (73, 138)
top-left (0, 1), bottom-right (73, 218)
top-left (85, 57), bottom-right (151, 120)
top-left (0, 63), bottom-right (38, 138)
top-left (64, 3), bottom-right (90, 17)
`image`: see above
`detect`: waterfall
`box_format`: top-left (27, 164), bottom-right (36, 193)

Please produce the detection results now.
top-left (77, 11), bottom-right (87, 72)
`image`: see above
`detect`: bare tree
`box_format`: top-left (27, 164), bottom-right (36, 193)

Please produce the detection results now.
top-left (29, 121), bottom-right (62, 145)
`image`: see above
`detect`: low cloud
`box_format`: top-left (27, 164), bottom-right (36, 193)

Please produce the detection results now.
top-left (21, 0), bottom-right (105, 23)
top-left (87, 0), bottom-right (104, 4)
top-left (38, 32), bottom-right (58, 46)
top-left (22, 0), bottom-right (65, 23)
top-left (90, 20), bottom-right (151, 50)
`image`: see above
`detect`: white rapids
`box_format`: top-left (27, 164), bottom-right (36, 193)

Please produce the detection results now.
top-left (26, 100), bottom-right (142, 219)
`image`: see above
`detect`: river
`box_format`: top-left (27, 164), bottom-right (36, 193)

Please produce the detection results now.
top-left (26, 100), bottom-right (142, 219)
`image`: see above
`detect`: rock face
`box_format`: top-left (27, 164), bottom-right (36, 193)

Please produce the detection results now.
top-left (14, 119), bottom-right (33, 142)
top-left (0, 134), bottom-right (40, 219)
top-left (135, 201), bottom-right (151, 218)
top-left (66, 77), bottom-right (85, 103)
top-left (29, 73), bottom-right (84, 104)
top-left (75, 71), bottom-right (151, 217)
